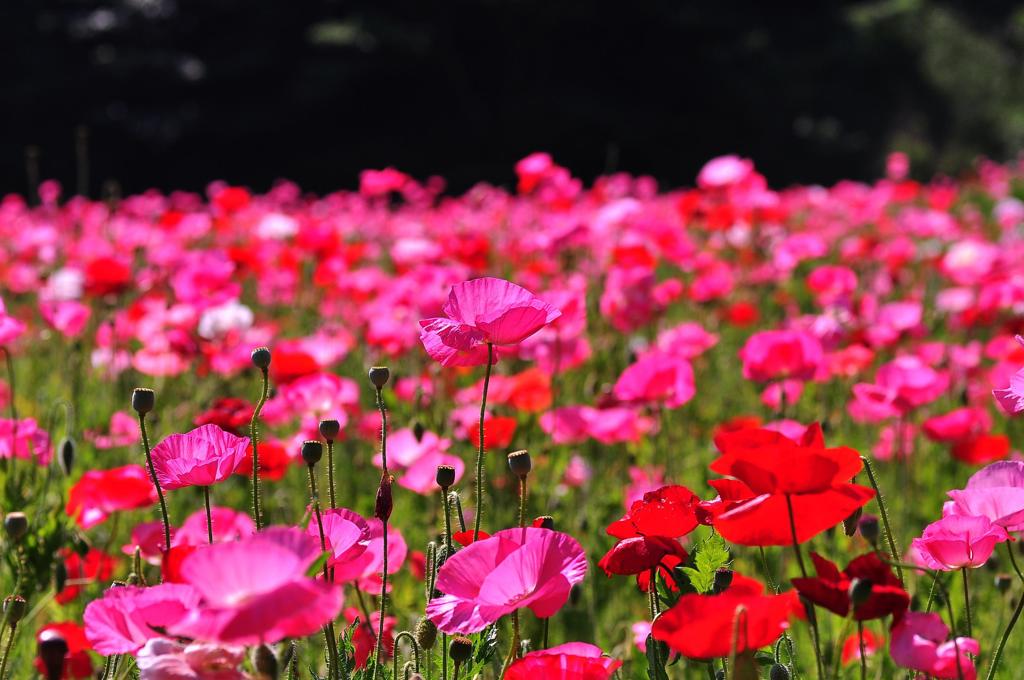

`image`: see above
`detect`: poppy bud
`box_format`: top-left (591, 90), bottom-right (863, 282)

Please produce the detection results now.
top-left (368, 366), bottom-right (391, 389)
top-left (436, 464), bottom-right (456, 490)
top-left (858, 515), bottom-right (880, 546)
top-left (414, 616), bottom-right (437, 650)
top-left (449, 636), bottom-right (473, 664)
top-left (996, 573), bottom-right (1013, 593)
top-left (535, 515), bottom-right (554, 530)
top-left (251, 346), bottom-right (272, 369)
top-left (375, 473), bottom-right (394, 521)
top-left (3, 595), bottom-right (26, 623)
top-left (301, 440), bottom-right (323, 466)
top-left (126, 572), bottom-right (141, 586)
top-left (769, 664), bottom-right (792, 680)
top-left (712, 568), bottom-right (734, 594)
top-left (58, 437), bottom-right (75, 476)
top-left (507, 450), bottom-right (531, 478)
top-left (4, 512), bottom-right (28, 542)
top-left (131, 387), bottom-right (155, 414)
top-left (318, 419), bottom-right (340, 441)
top-left (254, 644), bottom-right (278, 679)
top-left (849, 578), bottom-right (873, 608)
top-left (843, 506), bottom-right (862, 537)
top-left (37, 628), bottom-right (69, 680)
top-left (413, 420), bottom-right (425, 442)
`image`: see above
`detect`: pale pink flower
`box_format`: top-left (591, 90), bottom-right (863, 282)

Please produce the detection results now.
top-left (136, 638), bottom-right (249, 680)
top-left (40, 300), bottom-right (91, 338)
top-left (85, 411), bottom-right (140, 450)
top-left (946, 461), bottom-right (1024, 532)
top-left (175, 507), bottom-right (255, 546)
top-left (697, 155), bottom-right (754, 189)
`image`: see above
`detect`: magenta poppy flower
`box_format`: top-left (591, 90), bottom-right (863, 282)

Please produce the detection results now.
top-left (505, 642), bottom-right (622, 680)
top-left (946, 461), bottom-right (1024, 532)
top-left (426, 527), bottom-right (587, 634)
top-left (135, 638), bottom-right (247, 680)
top-left (84, 583), bottom-right (201, 655)
top-left (419, 277), bottom-right (561, 367)
top-left (612, 351), bottom-right (695, 409)
top-left (993, 336), bottom-right (1024, 415)
top-left (0, 296), bottom-right (26, 345)
top-left (331, 518), bottom-right (407, 593)
top-left (910, 514), bottom-right (1008, 570)
top-left (168, 527), bottom-right (343, 645)
top-left (150, 424), bottom-right (249, 490)
top-left (175, 506), bottom-right (255, 546)
top-left (738, 329), bottom-right (823, 383)
top-left (890, 611), bottom-right (979, 680)
top-left (306, 507), bottom-right (371, 567)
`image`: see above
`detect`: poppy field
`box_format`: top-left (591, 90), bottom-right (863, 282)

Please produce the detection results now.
top-left (2, 151), bottom-right (1024, 679)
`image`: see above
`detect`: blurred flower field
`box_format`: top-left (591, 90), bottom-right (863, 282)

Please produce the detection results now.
top-left (1, 151), bottom-right (1024, 678)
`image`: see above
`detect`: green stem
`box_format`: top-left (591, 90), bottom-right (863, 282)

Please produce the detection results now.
top-left (473, 343), bottom-right (494, 541)
top-left (308, 465), bottom-right (340, 680)
top-left (518, 477), bottom-right (528, 530)
top-left (962, 567), bottom-right (972, 639)
top-left (392, 632), bottom-right (421, 678)
top-left (138, 412), bottom-right (171, 561)
top-left (0, 622), bottom-right (16, 680)
top-left (542, 617), bottom-right (549, 649)
top-left (785, 494), bottom-right (824, 680)
top-left (985, 545), bottom-right (1024, 680)
top-left (372, 386), bottom-right (390, 680)
top-left (250, 366), bottom-right (269, 531)
top-left (1006, 541), bottom-right (1024, 583)
top-left (203, 486), bottom-right (213, 544)
top-left (859, 455), bottom-right (904, 586)
top-left (857, 620), bottom-right (867, 680)
top-left (327, 440), bottom-right (337, 509)
top-left (441, 489), bottom-right (453, 552)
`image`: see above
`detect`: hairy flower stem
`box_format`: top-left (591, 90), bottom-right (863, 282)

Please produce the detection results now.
top-left (250, 366), bottom-right (270, 531)
top-left (441, 489), bottom-right (454, 553)
top-left (0, 622), bottom-right (16, 680)
top-left (391, 632), bottom-right (421, 678)
top-left (473, 343), bottom-right (494, 541)
top-left (517, 477), bottom-right (528, 530)
top-left (372, 385), bottom-right (390, 680)
top-left (138, 411), bottom-right (171, 562)
top-left (327, 440), bottom-right (337, 509)
top-left (985, 544), bottom-right (1024, 680)
top-left (857, 620), bottom-right (867, 680)
top-left (441, 634), bottom-right (449, 680)
top-left (785, 494), bottom-right (825, 680)
top-left (859, 455), bottom-right (904, 586)
top-left (203, 487), bottom-right (213, 544)
top-left (308, 464), bottom-right (340, 680)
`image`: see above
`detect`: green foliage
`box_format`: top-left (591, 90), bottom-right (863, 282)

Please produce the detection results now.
top-left (681, 532), bottom-right (731, 595)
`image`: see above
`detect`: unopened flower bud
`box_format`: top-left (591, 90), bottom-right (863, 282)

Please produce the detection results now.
top-left (131, 387), bottom-right (155, 414)
top-left (37, 628), bottom-right (69, 680)
top-left (843, 506), bottom-right (863, 537)
top-left (769, 664), bottom-right (792, 680)
top-left (375, 473), bottom-right (394, 522)
top-left (535, 515), bottom-right (554, 530)
top-left (4, 512), bottom-right (28, 542)
top-left (713, 567), bottom-right (734, 594)
top-left (858, 515), bottom-right (880, 545)
top-left (449, 636), bottom-right (473, 664)
top-left (3, 595), bottom-right (26, 623)
top-left (436, 465), bottom-right (456, 490)
top-left (58, 437), bottom-right (75, 475)
top-left (507, 450), bottom-right (531, 478)
top-left (251, 346), bottom-right (272, 370)
top-left (318, 419), bottom-right (340, 441)
top-left (849, 578), bottom-right (873, 608)
top-left (254, 644), bottom-right (278, 679)
top-left (996, 573), bottom-right (1013, 593)
top-left (126, 572), bottom-right (141, 586)
top-left (413, 420), bottom-right (425, 442)
top-left (414, 616), bottom-right (437, 650)
top-left (301, 440), bottom-right (323, 466)
top-left (368, 366), bottom-right (390, 389)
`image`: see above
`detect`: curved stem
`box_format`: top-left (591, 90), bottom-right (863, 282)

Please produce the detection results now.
top-left (203, 486), bottom-right (213, 544)
top-left (961, 567), bottom-right (972, 638)
top-left (985, 545), bottom-right (1024, 680)
top-left (1006, 541), bottom-right (1024, 583)
top-left (473, 343), bottom-right (494, 541)
top-left (392, 631), bottom-right (421, 678)
top-left (249, 366), bottom-right (269, 531)
top-left (859, 455), bottom-right (904, 586)
top-left (138, 412), bottom-right (171, 561)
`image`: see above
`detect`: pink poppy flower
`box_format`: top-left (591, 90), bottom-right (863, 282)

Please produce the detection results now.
top-left (697, 155), bottom-right (754, 189)
top-left (40, 300), bottom-right (91, 339)
top-left (306, 507), bottom-right (371, 567)
top-left (175, 506), bottom-right (255, 546)
top-left (540, 405), bottom-right (654, 445)
top-left (419, 277), bottom-right (561, 367)
top-left (168, 527), bottom-right (344, 645)
top-left (374, 428), bottom-right (465, 495)
top-left (150, 424), bottom-right (249, 490)
top-left (0, 297), bottom-right (26, 345)
top-left (911, 514), bottom-right (1008, 570)
top-left (331, 518), bottom-right (407, 593)
top-left (0, 417), bottom-right (52, 465)
top-left (654, 322), bottom-right (718, 359)
top-left (84, 583), bottom-right (202, 654)
top-left (505, 642), bottom-right (621, 680)
top-left (946, 461), bottom-right (1024, 531)
top-left (85, 411), bottom-right (140, 449)
top-left (890, 611), bottom-right (979, 680)
top-left (738, 330), bottom-right (823, 383)
top-left (426, 527), bottom-right (587, 634)
top-left (993, 336), bottom-right (1024, 415)
top-left (923, 408), bottom-right (992, 443)
top-left (122, 521), bottom-right (174, 564)
top-left (612, 351), bottom-right (695, 409)
top-left (135, 638), bottom-right (249, 680)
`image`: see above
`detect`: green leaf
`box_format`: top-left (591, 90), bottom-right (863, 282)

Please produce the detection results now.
top-left (644, 635), bottom-right (670, 680)
top-left (684, 532), bottom-right (731, 594)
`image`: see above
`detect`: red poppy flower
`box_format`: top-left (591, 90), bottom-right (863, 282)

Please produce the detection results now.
top-left (706, 424), bottom-right (874, 546)
top-left (598, 536), bottom-right (688, 576)
top-left (468, 416), bottom-right (517, 449)
top-left (55, 549), bottom-right (115, 604)
top-left (791, 552), bottom-right (908, 621)
top-left (193, 397), bottom-right (255, 435)
top-left (507, 368), bottom-right (553, 413)
top-left (34, 622), bottom-right (93, 679)
top-left (270, 349), bottom-right (320, 384)
top-left (212, 186), bottom-right (251, 213)
top-left (453, 530), bottom-right (491, 546)
top-left (608, 485), bottom-right (701, 539)
top-left (951, 434), bottom-right (1010, 465)
top-left (65, 465), bottom-right (157, 530)
top-left (161, 544), bottom-right (199, 583)
top-left (652, 575), bottom-right (800, 659)
top-left (505, 642), bottom-right (622, 680)
top-left (841, 628), bottom-right (883, 666)
top-left (83, 257), bottom-right (133, 297)
top-left (235, 440), bottom-right (293, 481)
top-left (636, 553), bottom-right (686, 593)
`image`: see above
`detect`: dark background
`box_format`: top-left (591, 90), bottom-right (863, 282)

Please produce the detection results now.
top-left (5, 0), bottom-right (1024, 197)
